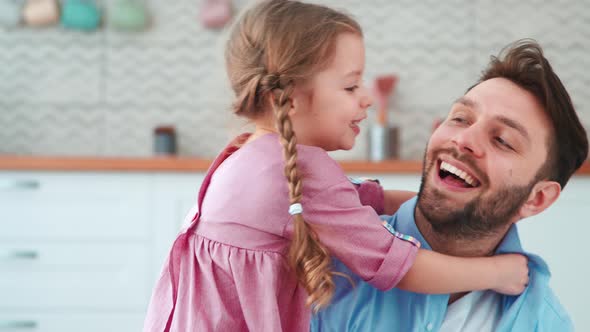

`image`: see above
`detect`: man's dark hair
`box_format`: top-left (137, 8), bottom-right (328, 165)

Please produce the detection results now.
top-left (469, 39), bottom-right (588, 188)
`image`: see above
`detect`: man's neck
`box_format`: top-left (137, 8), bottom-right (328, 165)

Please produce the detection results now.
top-left (413, 207), bottom-right (513, 304)
top-left (414, 207), bottom-right (510, 257)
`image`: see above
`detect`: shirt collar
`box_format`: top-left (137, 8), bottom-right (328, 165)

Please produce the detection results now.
top-left (393, 196), bottom-right (550, 274)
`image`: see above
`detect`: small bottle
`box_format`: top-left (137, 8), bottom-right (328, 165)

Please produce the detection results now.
top-left (369, 75), bottom-right (399, 161)
top-left (153, 125), bottom-right (177, 155)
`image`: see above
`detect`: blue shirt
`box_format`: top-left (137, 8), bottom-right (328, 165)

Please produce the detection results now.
top-left (311, 197), bottom-right (573, 332)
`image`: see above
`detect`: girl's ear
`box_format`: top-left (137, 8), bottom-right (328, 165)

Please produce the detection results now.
top-left (288, 88), bottom-right (302, 118)
top-left (288, 85), bottom-right (311, 118)
top-left (517, 180), bottom-right (561, 220)
top-left (288, 97), bottom-right (297, 117)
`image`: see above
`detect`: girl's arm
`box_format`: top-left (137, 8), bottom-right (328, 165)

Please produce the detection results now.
top-left (382, 190), bottom-right (416, 215)
top-left (396, 249), bottom-right (529, 295)
top-left (305, 173), bottom-right (527, 295)
top-left (352, 179), bottom-right (415, 215)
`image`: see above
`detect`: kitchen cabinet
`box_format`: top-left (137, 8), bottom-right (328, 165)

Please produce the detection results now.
top-left (0, 313), bottom-right (144, 332)
top-left (1, 170), bottom-right (589, 331)
top-left (0, 172), bottom-right (153, 332)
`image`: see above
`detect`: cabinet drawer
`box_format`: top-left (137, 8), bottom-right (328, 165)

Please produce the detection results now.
top-left (0, 242), bottom-right (151, 309)
top-left (0, 172), bottom-right (151, 239)
top-left (0, 312), bottom-right (144, 332)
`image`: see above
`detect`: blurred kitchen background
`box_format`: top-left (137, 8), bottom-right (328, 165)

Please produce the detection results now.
top-left (1, 0), bottom-right (589, 331)
top-left (1, 0), bottom-right (589, 159)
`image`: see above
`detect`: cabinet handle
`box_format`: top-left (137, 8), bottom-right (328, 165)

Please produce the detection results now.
top-left (6, 250), bottom-right (38, 260)
top-left (0, 320), bottom-right (37, 329)
top-left (0, 180), bottom-right (40, 191)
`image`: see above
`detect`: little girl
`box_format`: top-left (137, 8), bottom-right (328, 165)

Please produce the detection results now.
top-left (143, 1), bottom-right (528, 331)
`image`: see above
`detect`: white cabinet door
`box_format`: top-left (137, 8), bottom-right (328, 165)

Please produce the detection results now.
top-left (0, 312), bottom-right (144, 332)
top-left (0, 172), bottom-right (151, 240)
top-left (0, 241), bottom-right (151, 310)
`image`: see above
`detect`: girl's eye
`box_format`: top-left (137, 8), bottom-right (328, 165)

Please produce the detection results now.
top-left (495, 137), bottom-right (514, 151)
top-left (451, 117), bottom-right (467, 124)
top-left (345, 85), bottom-right (358, 92)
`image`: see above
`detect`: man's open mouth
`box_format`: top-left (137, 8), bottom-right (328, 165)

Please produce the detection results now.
top-left (438, 160), bottom-right (481, 188)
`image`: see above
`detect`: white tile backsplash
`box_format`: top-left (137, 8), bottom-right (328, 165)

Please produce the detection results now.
top-left (1, 0), bottom-right (589, 159)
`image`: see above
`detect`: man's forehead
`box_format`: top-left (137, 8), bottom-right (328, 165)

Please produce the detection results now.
top-left (453, 78), bottom-right (553, 149)
top-left (459, 79), bottom-right (546, 122)
top-left (454, 96), bottom-right (478, 109)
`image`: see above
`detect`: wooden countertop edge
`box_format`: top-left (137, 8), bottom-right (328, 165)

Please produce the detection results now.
top-left (0, 156), bottom-right (589, 175)
top-left (0, 156), bottom-right (424, 173)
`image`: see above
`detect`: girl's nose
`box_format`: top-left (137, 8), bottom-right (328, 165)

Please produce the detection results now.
top-left (360, 85), bottom-right (373, 109)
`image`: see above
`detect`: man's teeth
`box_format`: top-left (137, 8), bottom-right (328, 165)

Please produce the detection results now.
top-left (440, 161), bottom-right (477, 186)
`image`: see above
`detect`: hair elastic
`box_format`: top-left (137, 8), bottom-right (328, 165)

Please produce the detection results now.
top-left (289, 203), bottom-right (303, 215)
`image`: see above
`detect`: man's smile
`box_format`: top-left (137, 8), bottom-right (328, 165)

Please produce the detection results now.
top-left (433, 158), bottom-right (483, 193)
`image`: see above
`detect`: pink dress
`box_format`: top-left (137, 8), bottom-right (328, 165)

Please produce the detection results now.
top-left (143, 133), bottom-right (419, 331)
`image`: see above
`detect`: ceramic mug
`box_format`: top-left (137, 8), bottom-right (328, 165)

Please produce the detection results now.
top-left (61, 0), bottom-right (101, 31)
top-left (200, 0), bottom-right (232, 29)
top-left (109, 0), bottom-right (148, 31)
top-left (23, 0), bottom-right (60, 27)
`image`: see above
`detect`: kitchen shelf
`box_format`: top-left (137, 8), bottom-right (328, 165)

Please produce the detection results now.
top-left (0, 156), bottom-right (589, 175)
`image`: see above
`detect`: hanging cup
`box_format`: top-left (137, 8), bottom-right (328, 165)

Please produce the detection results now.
top-left (61, 0), bottom-right (101, 31)
top-left (23, 0), bottom-right (60, 27)
top-left (109, 0), bottom-right (149, 31)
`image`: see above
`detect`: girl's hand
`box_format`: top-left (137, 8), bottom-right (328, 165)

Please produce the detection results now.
top-left (491, 254), bottom-right (529, 295)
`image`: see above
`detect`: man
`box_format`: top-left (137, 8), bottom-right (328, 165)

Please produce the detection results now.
top-left (312, 39), bottom-right (588, 331)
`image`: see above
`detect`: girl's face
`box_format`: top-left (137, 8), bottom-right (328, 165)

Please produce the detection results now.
top-left (289, 33), bottom-right (373, 151)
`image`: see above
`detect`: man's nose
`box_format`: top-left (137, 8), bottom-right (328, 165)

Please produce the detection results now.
top-left (451, 125), bottom-right (485, 158)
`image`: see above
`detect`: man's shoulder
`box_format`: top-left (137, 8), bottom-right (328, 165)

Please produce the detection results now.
top-left (539, 288), bottom-right (574, 329)
top-left (518, 263), bottom-right (574, 331)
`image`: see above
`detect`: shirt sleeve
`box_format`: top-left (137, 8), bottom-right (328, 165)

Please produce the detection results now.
top-left (284, 180), bottom-right (419, 291)
top-left (350, 177), bottom-right (385, 215)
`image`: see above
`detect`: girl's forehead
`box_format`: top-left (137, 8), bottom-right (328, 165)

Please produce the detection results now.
top-left (321, 34), bottom-right (365, 76)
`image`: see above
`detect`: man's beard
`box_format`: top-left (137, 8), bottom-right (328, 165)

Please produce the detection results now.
top-left (417, 148), bottom-right (537, 240)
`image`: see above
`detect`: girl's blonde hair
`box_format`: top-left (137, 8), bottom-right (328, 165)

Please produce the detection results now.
top-left (225, 0), bottom-right (361, 310)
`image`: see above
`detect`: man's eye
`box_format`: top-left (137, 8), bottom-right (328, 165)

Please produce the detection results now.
top-left (495, 137), bottom-right (514, 150)
top-left (345, 85), bottom-right (358, 92)
top-left (451, 117), bottom-right (466, 124)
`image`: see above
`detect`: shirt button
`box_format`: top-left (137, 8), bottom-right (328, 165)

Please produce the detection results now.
top-left (426, 323), bottom-right (434, 331)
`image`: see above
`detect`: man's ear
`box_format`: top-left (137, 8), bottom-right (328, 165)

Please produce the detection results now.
top-left (518, 180), bottom-right (561, 219)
